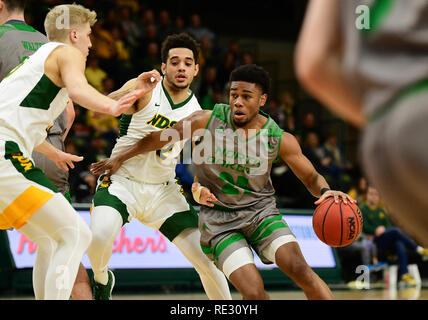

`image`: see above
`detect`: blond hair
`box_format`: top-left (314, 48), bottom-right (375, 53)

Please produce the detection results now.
top-left (44, 3), bottom-right (97, 42)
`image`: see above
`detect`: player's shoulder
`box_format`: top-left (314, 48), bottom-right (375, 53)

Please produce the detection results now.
top-left (51, 44), bottom-right (85, 66)
top-left (209, 103), bottom-right (230, 123)
top-left (260, 110), bottom-right (283, 138)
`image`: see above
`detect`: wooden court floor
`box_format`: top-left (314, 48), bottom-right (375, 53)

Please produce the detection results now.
top-left (2, 282), bottom-right (428, 300)
top-left (114, 286), bottom-right (428, 300)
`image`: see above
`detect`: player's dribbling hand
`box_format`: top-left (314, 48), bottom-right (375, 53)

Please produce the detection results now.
top-left (314, 190), bottom-right (356, 205)
top-left (191, 182), bottom-right (218, 207)
top-left (90, 156), bottom-right (122, 177)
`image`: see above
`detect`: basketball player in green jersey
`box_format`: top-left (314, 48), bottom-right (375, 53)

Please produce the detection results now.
top-left (295, 0), bottom-right (428, 247)
top-left (0, 0), bottom-right (92, 300)
top-left (91, 64), bottom-right (354, 300)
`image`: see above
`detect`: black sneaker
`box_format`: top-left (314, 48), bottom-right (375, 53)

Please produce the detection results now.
top-left (93, 270), bottom-right (115, 300)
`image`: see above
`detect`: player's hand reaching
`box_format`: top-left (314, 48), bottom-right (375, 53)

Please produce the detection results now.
top-left (90, 156), bottom-right (123, 177)
top-left (110, 70), bottom-right (161, 116)
top-left (50, 150), bottom-right (83, 171)
top-left (136, 70), bottom-right (162, 93)
top-left (192, 182), bottom-right (218, 207)
top-left (315, 189), bottom-right (355, 205)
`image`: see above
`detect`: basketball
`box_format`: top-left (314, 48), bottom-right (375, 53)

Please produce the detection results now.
top-left (312, 198), bottom-right (363, 247)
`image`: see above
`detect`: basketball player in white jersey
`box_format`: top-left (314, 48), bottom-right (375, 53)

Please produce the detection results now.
top-left (87, 33), bottom-right (231, 300)
top-left (0, 4), bottom-right (157, 299)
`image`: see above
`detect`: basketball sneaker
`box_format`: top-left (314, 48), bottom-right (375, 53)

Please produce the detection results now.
top-left (420, 248), bottom-right (428, 261)
top-left (93, 270), bottom-right (115, 300)
top-left (399, 273), bottom-right (417, 288)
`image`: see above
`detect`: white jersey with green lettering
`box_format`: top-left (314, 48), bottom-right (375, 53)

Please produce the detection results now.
top-left (111, 79), bottom-right (201, 184)
top-left (0, 42), bottom-right (68, 155)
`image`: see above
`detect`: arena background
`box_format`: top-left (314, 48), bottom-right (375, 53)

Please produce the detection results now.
top-left (1, 0), bottom-right (428, 300)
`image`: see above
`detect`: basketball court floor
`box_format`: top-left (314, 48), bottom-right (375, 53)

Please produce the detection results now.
top-left (2, 283), bottom-right (428, 300)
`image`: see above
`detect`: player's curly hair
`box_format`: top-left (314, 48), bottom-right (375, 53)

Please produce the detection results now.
top-left (161, 32), bottom-right (199, 64)
top-left (229, 64), bottom-right (271, 94)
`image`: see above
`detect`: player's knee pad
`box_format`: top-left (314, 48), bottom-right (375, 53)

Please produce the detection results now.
top-left (222, 247), bottom-right (255, 279)
top-left (261, 235), bottom-right (297, 264)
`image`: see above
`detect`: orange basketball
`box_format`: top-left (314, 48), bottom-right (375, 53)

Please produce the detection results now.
top-left (312, 198), bottom-right (363, 247)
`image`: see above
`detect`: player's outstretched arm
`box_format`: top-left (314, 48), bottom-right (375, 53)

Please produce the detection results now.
top-left (34, 140), bottom-right (83, 171)
top-left (57, 46), bottom-right (161, 116)
top-left (295, 0), bottom-right (365, 128)
top-left (278, 131), bottom-right (354, 203)
top-left (90, 110), bottom-right (212, 176)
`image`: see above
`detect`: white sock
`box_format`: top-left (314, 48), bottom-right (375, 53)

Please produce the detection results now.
top-left (173, 228), bottom-right (232, 300)
top-left (87, 206), bottom-right (123, 286)
top-left (93, 268), bottom-right (109, 285)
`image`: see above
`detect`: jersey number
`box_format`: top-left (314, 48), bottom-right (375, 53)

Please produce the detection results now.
top-left (219, 172), bottom-right (252, 195)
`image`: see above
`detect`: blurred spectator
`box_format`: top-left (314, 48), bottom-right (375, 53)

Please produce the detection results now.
top-left (138, 23), bottom-right (160, 54)
top-left (120, 6), bottom-right (142, 49)
top-left (111, 26), bottom-right (131, 61)
top-left (139, 41), bottom-right (162, 71)
top-left (348, 175), bottom-right (368, 206)
top-left (295, 111), bottom-right (322, 143)
top-left (103, 8), bottom-right (121, 31)
top-left (91, 23), bottom-right (117, 60)
top-left (279, 91), bottom-right (295, 116)
top-left (198, 36), bottom-right (215, 69)
top-left (361, 186), bottom-right (428, 287)
top-left (316, 131), bottom-right (353, 190)
top-left (200, 84), bottom-right (224, 110)
top-left (85, 55), bottom-right (108, 92)
top-left (262, 98), bottom-right (285, 128)
top-left (185, 13), bottom-right (215, 42)
top-left (116, 0), bottom-right (139, 12)
top-left (102, 77), bottom-right (115, 95)
top-left (169, 15), bottom-right (186, 35)
top-left (284, 114), bottom-right (297, 136)
top-left (217, 52), bottom-right (236, 89)
top-left (138, 7), bottom-right (155, 29)
top-left (198, 66), bottom-right (221, 108)
top-left (302, 132), bottom-right (325, 173)
top-left (157, 9), bottom-right (173, 40)
top-left (240, 51), bottom-right (254, 65)
top-left (86, 111), bottom-right (119, 153)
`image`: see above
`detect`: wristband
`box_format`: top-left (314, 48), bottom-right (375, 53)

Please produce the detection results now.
top-left (321, 188), bottom-right (330, 195)
top-left (192, 182), bottom-right (205, 203)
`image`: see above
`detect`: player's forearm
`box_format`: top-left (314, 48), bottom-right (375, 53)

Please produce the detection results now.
top-left (116, 130), bottom-right (174, 163)
top-left (305, 172), bottom-right (330, 198)
top-left (67, 81), bottom-right (118, 116)
top-left (296, 0), bottom-right (364, 128)
top-left (298, 57), bottom-right (365, 128)
top-left (34, 140), bottom-right (60, 159)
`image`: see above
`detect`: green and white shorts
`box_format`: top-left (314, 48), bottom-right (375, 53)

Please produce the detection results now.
top-left (92, 173), bottom-right (198, 242)
top-left (199, 196), bottom-right (297, 278)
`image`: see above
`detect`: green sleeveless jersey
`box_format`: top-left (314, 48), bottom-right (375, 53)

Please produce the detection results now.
top-left (194, 103), bottom-right (283, 209)
top-left (0, 20), bottom-right (47, 80)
